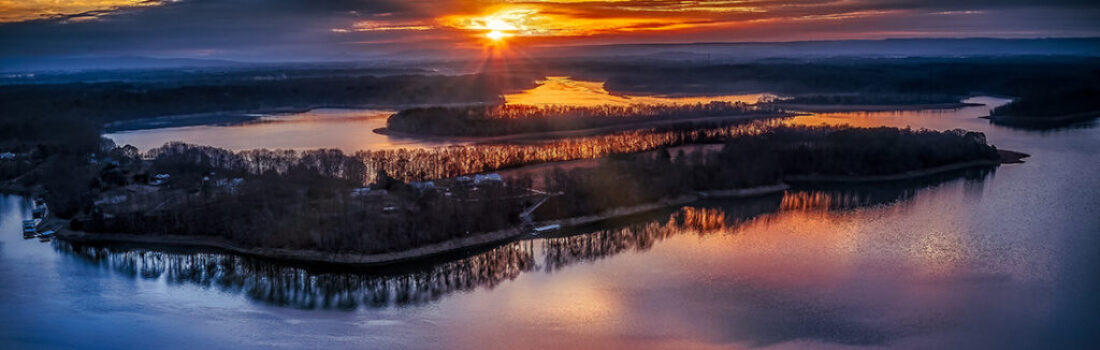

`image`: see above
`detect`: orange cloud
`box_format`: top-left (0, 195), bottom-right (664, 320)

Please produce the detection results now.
top-left (437, 5), bottom-right (714, 38)
top-left (0, 0), bottom-right (165, 22)
top-left (350, 20), bottom-right (434, 32)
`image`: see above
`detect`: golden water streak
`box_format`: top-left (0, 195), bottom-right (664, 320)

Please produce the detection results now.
top-left (504, 76), bottom-right (772, 107)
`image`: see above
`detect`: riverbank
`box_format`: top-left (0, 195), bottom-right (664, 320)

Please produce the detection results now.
top-left (985, 110), bottom-right (1100, 128)
top-left (56, 224), bottom-right (525, 266)
top-left (51, 129), bottom-right (1017, 266)
top-left (533, 184), bottom-right (792, 228)
top-left (375, 112), bottom-right (796, 143)
top-left (103, 102), bottom-right (487, 133)
top-left (775, 102), bottom-right (981, 113)
top-left (55, 147), bottom-right (1014, 266)
top-left (55, 183), bottom-right (792, 266)
top-left (0, 182), bottom-right (34, 195)
top-left (783, 149), bottom-right (1024, 183)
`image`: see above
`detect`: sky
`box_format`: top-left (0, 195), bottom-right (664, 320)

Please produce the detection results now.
top-left (1, 0), bottom-right (1099, 61)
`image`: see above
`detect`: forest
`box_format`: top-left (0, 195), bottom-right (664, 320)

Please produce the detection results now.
top-left (75, 142), bottom-right (530, 254)
top-left (771, 93), bottom-right (963, 106)
top-left (66, 126), bottom-right (998, 255)
top-left (386, 102), bottom-right (769, 136)
top-left (563, 57), bottom-right (1098, 97)
top-left (2, 56), bottom-right (1096, 149)
top-left (989, 87), bottom-right (1100, 125)
top-left (0, 72), bottom-right (532, 151)
top-left (533, 126), bottom-right (999, 219)
top-left (0, 57), bottom-right (1083, 256)
top-left (557, 57), bottom-right (1100, 127)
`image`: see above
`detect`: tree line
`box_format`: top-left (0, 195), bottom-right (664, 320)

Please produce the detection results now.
top-left (70, 125), bottom-right (998, 255)
top-left (533, 126), bottom-right (1000, 219)
top-left (387, 102), bottom-right (768, 136)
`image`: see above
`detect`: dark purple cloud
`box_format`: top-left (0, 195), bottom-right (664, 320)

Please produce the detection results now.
top-left (0, 0), bottom-right (1097, 61)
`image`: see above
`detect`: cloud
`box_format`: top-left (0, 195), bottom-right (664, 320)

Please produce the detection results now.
top-left (0, 0), bottom-right (1097, 61)
top-left (0, 0), bottom-right (171, 23)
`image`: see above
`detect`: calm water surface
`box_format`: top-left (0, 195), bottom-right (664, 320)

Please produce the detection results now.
top-left (504, 76), bottom-right (773, 107)
top-left (106, 76), bottom-right (773, 152)
top-left (4, 98), bottom-right (1099, 349)
top-left (104, 108), bottom-right (467, 152)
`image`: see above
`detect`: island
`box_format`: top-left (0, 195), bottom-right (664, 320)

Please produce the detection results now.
top-left (29, 126), bottom-right (1019, 265)
top-left (383, 102), bottom-right (789, 137)
top-left (986, 87), bottom-right (1100, 128)
top-left (766, 93), bottom-right (981, 112)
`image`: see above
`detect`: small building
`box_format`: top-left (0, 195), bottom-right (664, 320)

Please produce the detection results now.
top-left (410, 181), bottom-right (436, 191)
top-left (94, 194), bottom-right (128, 206)
top-left (533, 224), bottom-right (561, 233)
top-left (351, 187), bottom-right (372, 196)
top-left (474, 173), bottom-right (503, 185)
top-left (151, 173), bottom-right (171, 186)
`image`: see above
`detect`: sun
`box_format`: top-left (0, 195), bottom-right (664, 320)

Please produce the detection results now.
top-left (485, 30), bottom-right (510, 42)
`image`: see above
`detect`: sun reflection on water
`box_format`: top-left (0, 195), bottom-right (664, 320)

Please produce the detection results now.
top-left (504, 76), bottom-right (774, 107)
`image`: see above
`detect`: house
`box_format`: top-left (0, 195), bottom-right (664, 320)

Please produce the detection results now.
top-left (94, 194), bottom-right (129, 206)
top-left (150, 173), bottom-right (171, 186)
top-left (410, 181), bottom-right (436, 191)
top-left (474, 173), bottom-right (503, 185)
top-left (351, 187), bottom-right (372, 196)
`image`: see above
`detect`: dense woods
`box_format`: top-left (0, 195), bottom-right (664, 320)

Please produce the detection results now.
top-left (0, 73), bottom-right (530, 150)
top-left (59, 167), bottom-right (986, 309)
top-left (773, 93), bottom-right (963, 106)
top-left (534, 126), bottom-right (999, 219)
top-left (77, 143), bottom-right (530, 254)
top-left (573, 57), bottom-right (1100, 98)
top-left (361, 120), bottom-right (775, 182)
top-left (1, 57), bottom-right (1080, 257)
top-left (62, 125), bottom-right (999, 255)
top-left (569, 57), bottom-right (1099, 128)
top-left (990, 87), bottom-right (1100, 123)
top-left (387, 102), bottom-right (769, 136)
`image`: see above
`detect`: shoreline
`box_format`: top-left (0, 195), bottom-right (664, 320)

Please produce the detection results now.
top-left (533, 184), bottom-right (793, 228)
top-left (985, 110), bottom-right (1100, 127)
top-left (56, 225), bottom-right (525, 267)
top-left (782, 150), bottom-right (1026, 183)
top-left (55, 183), bottom-right (792, 266)
top-left (103, 102), bottom-right (490, 133)
top-left (776, 102), bottom-right (981, 113)
top-left (52, 153), bottom-right (1022, 266)
top-left (375, 112), bottom-right (797, 143)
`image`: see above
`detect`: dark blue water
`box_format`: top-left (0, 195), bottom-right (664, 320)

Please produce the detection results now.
top-left (2, 99), bottom-right (1098, 349)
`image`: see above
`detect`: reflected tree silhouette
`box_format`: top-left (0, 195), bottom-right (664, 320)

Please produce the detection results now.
top-left (57, 241), bottom-right (537, 310)
top-left (55, 168), bottom-right (993, 310)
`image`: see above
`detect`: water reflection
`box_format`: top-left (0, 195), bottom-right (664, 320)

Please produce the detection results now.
top-left (55, 169), bottom-right (991, 310)
top-left (782, 168), bottom-right (994, 212)
top-left (542, 197), bottom-right (781, 272)
top-left (505, 76), bottom-right (773, 107)
top-left (58, 242), bottom-right (536, 310)
top-left (105, 108), bottom-right (467, 152)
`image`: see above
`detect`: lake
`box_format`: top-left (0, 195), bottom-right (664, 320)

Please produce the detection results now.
top-left (105, 77), bottom-right (775, 152)
top-left (103, 108), bottom-right (466, 153)
top-left (4, 98), bottom-right (1099, 349)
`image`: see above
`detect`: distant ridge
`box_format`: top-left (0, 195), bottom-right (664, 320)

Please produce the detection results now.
top-left (0, 55), bottom-right (245, 73)
top-left (3, 38), bottom-right (1098, 73)
top-left (526, 38), bottom-right (1100, 61)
